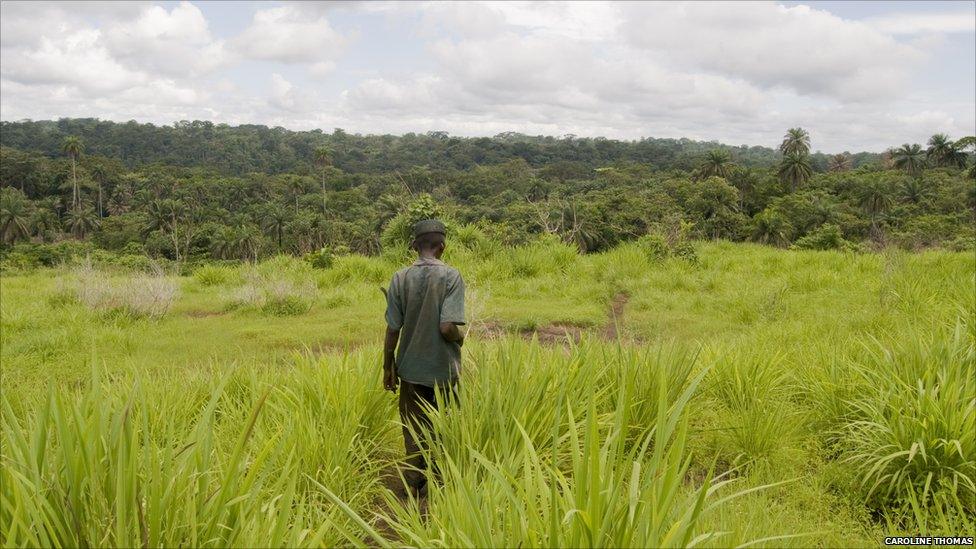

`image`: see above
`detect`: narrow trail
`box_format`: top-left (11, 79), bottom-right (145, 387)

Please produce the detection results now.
top-left (471, 291), bottom-right (631, 344)
top-left (602, 291), bottom-right (631, 340)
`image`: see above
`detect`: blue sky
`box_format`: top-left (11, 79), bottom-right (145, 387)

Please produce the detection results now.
top-left (1, 1), bottom-right (973, 152)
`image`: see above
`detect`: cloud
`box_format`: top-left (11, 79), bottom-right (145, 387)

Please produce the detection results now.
top-left (1, 1), bottom-right (973, 153)
top-left (0, 29), bottom-right (145, 93)
top-left (866, 12), bottom-right (976, 35)
top-left (231, 6), bottom-right (347, 64)
top-left (102, 2), bottom-right (228, 76)
top-left (619, 2), bottom-right (924, 101)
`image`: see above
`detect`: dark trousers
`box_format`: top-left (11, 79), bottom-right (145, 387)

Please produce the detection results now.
top-left (398, 379), bottom-right (457, 489)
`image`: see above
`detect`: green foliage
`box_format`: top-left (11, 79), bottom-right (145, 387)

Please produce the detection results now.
top-left (225, 256), bottom-right (317, 316)
top-left (193, 264), bottom-right (237, 286)
top-left (637, 233), bottom-right (669, 260)
top-left (380, 193), bottom-right (447, 253)
top-left (793, 224), bottom-right (857, 251)
top-left (1, 121), bottom-right (972, 262)
top-left (839, 324), bottom-right (975, 510)
top-left (303, 246), bottom-right (335, 269)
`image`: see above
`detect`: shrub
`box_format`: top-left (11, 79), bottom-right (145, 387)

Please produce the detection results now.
top-left (637, 234), bottom-right (669, 261)
top-left (793, 224), bottom-right (859, 252)
top-left (193, 264), bottom-right (236, 286)
top-left (379, 193), bottom-right (449, 252)
top-left (304, 247), bottom-right (334, 269)
top-left (71, 262), bottom-right (179, 319)
top-left (507, 235), bottom-right (578, 278)
top-left (320, 254), bottom-right (391, 286)
top-left (635, 231), bottom-right (699, 263)
top-left (839, 324), bottom-right (975, 510)
top-left (226, 261), bottom-right (316, 316)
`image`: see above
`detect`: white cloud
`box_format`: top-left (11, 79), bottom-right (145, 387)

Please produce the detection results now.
top-left (231, 6), bottom-right (346, 64)
top-left (103, 2), bottom-right (228, 76)
top-left (620, 2), bottom-right (924, 101)
top-left (0, 29), bottom-right (145, 93)
top-left (866, 12), bottom-right (976, 35)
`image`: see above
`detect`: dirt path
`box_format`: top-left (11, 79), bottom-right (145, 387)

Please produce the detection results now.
top-left (602, 292), bottom-right (630, 340)
top-left (472, 291), bottom-right (631, 343)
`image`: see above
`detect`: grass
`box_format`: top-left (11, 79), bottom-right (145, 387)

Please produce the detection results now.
top-left (1, 240), bottom-right (973, 547)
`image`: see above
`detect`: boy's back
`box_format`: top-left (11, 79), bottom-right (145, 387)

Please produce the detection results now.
top-left (385, 256), bottom-right (465, 387)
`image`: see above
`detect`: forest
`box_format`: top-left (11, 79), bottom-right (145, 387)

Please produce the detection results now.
top-left (0, 118), bottom-right (973, 270)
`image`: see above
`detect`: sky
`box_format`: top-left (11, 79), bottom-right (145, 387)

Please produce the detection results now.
top-left (1, 1), bottom-right (974, 153)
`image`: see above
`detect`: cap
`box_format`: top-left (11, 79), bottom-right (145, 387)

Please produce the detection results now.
top-left (412, 219), bottom-right (446, 239)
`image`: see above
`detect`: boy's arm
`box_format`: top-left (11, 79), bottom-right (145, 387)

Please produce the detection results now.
top-left (439, 271), bottom-right (466, 346)
top-left (439, 322), bottom-right (464, 345)
top-left (383, 327), bottom-right (400, 392)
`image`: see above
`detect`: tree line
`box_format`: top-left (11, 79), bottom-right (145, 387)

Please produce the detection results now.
top-left (0, 118), bottom-right (973, 266)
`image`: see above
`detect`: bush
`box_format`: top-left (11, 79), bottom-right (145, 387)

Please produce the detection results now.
top-left (507, 235), bottom-right (578, 278)
top-left (303, 247), bottom-right (334, 269)
top-left (193, 264), bottom-right (236, 286)
top-left (838, 324), bottom-right (975, 510)
top-left (636, 234), bottom-right (669, 261)
top-left (225, 257), bottom-right (317, 316)
top-left (71, 262), bottom-right (179, 319)
top-left (379, 193), bottom-right (451, 253)
top-left (792, 224), bottom-right (855, 251)
top-left (320, 255), bottom-right (391, 286)
top-left (634, 231), bottom-right (698, 263)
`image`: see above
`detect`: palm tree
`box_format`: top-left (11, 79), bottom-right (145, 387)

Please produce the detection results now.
top-left (313, 146), bottom-right (332, 215)
top-left (898, 177), bottom-right (931, 204)
top-left (89, 163), bottom-right (109, 217)
top-left (891, 144), bottom-right (926, 177)
top-left (65, 205), bottom-right (99, 239)
top-left (827, 153), bottom-right (852, 172)
top-left (925, 134), bottom-right (967, 169)
top-left (29, 206), bottom-right (60, 242)
top-left (779, 127), bottom-right (810, 156)
top-left (61, 136), bottom-right (84, 209)
top-left (752, 210), bottom-right (793, 247)
top-left (260, 202), bottom-right (290, 249)
top-left (0, 188), bottom-right (32, 244)
top-left (777, 152), bottom-right (812, 191)
top-left (696, 150), bottom-right (736, 179)
top-left (857, 180), bottom-right (894, 239)
top-left (284, 175), bottom-right (310, 214)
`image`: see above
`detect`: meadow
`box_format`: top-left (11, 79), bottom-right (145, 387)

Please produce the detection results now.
top-left (1, 238), bottom-right (973, 547)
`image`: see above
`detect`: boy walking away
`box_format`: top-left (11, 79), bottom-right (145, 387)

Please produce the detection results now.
top-left (382, 219), bottom-right (465, 497)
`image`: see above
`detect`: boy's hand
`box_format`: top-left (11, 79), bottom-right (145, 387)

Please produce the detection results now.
top-left (383, 366), bottom-right (399, 393)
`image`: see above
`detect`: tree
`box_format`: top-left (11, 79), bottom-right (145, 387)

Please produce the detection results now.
top-left (65, 205), bottom-right (99, 239)
top-left (61, 136), bottom-right (84, 209)
top-left (0, 187), bottom-right (32, 244)
top-left (29, 199), bottom-right (61, 242)
top-left (857, 179), bottom-right (894, 239)
top-left (898, 177), bottom-right (931, 204)
top-left (260, 202), bottom-right (290, 249)
top-left (777, 152), bottom-right (812, 191)
top-left (926, 134), bottom-right (967, 169)
top-left (696, 150), bottom-right (736, 180)
top-left (779, 128), bottom-right (810, 156)
top-left (892, 143), bottom-right (926, 177)
top-left (827, 153), bottom-right (852, 173)
top-left (313, 146), bottom-right (332, 215)
top-left (752, 209), bottom-right (793, 247)
top-left (89, 162), bottom-right (109, 217)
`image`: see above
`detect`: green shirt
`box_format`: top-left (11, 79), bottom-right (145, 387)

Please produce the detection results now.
top-left (385, 257), bottom-right (466, 387)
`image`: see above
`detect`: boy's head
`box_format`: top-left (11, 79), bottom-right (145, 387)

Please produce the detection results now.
top-left (411, 219), bottom-right (446, 257)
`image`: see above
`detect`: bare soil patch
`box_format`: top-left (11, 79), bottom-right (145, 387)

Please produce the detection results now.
top-left (602, 292), bottom-right (630, 340)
